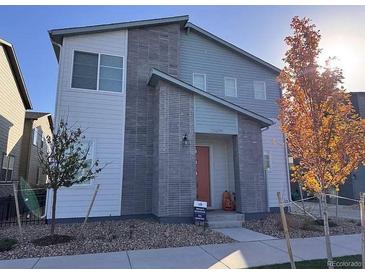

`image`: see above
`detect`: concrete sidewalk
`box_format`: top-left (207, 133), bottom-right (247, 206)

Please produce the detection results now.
top-left (0, 234), bottom-right (361, 269)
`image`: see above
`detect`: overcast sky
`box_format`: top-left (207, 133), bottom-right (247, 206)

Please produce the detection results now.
top-left (1, 5), bottom-right (364, 113)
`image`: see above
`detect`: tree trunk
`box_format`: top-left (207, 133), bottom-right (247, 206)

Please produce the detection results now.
top-left (50, 188), bottom-right (57, 236)
top-left (318, 194), bottom-right (323, 219)
top-left (322, 192), bottom-right (334, 269)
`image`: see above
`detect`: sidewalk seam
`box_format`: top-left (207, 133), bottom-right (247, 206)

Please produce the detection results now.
top-left (31, 257), bottom-right (41, 269)
top-left (259, 240), bottom-right (306, 261)
top-left (198, 246), bottom-right (230, 269)
top-left (126, 251), bottom-right (132, 269)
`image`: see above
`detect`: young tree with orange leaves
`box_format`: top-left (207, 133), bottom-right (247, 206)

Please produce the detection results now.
top-left (278, 16), bottom-right (365, 268)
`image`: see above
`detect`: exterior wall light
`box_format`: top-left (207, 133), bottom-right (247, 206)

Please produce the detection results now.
top-left (182, 134), bottom-right (190, 146)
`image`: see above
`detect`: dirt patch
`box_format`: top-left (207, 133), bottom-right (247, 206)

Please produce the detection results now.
top-left (0, 218), bottom-right (234, 260)
top-left (243, 213), bottom-right (361, 239)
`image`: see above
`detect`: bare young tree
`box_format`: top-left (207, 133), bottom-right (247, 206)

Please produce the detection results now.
top-left (38, 119), bottom-right (104, 236)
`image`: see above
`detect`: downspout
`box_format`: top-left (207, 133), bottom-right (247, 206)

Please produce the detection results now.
top-left (261, 125), bottom-right (270, 212)
top-left (283, 136), bottom-right (292, 210)
top-left (46, 40), bottom-right (62, 221)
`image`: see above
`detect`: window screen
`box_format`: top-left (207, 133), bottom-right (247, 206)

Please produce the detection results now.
top-left (71, 51), bottom-right (98, 90)
top-left (225, 78), bottom-right (237, 97)
top-left (99, 54), bottom-right (123, 92)
top-left (193, 73), bottom-right (206, 91)
top-left (254, 81), bottom-right (266, 100)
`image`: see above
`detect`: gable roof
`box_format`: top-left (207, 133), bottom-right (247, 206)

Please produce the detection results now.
top-left (48, 15), bottom-right (280, 73)
top-left (49, 15), bottom-right (189, 59)
top-left (0, 38), bottom-right (32, 109)
top-left (184, 22), bottom-right (280, 74)
top-left (148, 68), bottom-right (273, 127)
top-left (25, 111), bottom-right (53, 130)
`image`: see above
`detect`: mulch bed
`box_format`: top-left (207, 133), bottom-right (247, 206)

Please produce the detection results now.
top-left (243, 213), bottom-right (361, 239)
top-left (0, 218), bottom-right (234, 260)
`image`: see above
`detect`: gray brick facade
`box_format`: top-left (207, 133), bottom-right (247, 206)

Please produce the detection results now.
top-left (233, 115), bottom-right (267, 213)
top-left (123, 21), bottom-right (268, 219)
top-left (153, 81), bottom-right (196, 218)
top-left (122, 23), bottom-right (181, 215)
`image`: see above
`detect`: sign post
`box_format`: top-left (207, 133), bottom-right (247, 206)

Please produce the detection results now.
top-left (194, 200), bottom-right (207, 229)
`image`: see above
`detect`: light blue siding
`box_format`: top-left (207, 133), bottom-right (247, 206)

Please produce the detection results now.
top-left (180, 30), bottom-right (281, 118)
top-left (194, 95), bottom-right (238, 134)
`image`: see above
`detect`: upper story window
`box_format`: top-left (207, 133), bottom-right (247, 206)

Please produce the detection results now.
top-left (263, 151), bottom-right (270, 171)
top-left (71, 51), bottom-right (123, 93)
top-left (254, 81), bottom-right (267, 100)
top-left (224, 77), bottom-right (237, 97)
top-left (1, 154), bottom-right (15, 181)
top-left (33, 128), bottom-right (38, 146)
top-left (193, 73), bottom-right (206, 91)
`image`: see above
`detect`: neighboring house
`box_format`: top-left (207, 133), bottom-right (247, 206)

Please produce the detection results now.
top-left (339, 92), bottom-right (365, 203)
top-left (0, 38), bottom-right (32, 187)
top-left (19, 111), bottom-right (53, 186)
top-left (47, 15), bottom-right (291, 222)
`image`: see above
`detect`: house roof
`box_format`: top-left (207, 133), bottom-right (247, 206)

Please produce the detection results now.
top-left (49, 15), bottom-right (189, 59)
top-left (148, 68), bottom-right (273, 127)
top-left (48, 15), bottom-right (280, 73)
top-left (0, 38), bottom-right (32, 109)
top-left (25, 111), bottom-right (53, 130)
top-left (184, 22), bottom-right (280, 73)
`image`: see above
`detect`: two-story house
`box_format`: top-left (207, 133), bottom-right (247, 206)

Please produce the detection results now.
top-left (47, 15), bottom-right (291, 223)
top-left (0, 38), bottom-right (52, 193)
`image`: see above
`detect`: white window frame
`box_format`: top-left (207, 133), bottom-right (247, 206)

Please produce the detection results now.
top-left (32, 128), bottom-right (38, 146)
top-left (73, 141), bottom-right (95, 186)
top-left (224, 77), bottom-right (237, 97)
top-left (71, 50), bottom-right (125, 93)
top-left (254, 80), bottom-right (267, 100)
top-left (193, 73), bottom-right (207, 91)
top-left (263, 150), bottom-right (271, 171)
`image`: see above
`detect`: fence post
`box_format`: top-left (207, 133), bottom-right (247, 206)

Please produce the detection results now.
top-left (82, 184), bottom-right (100, 229)
top-left (298, 184), bottom-right (306, 214)
top-left (277, 192), bottom-right (296, 269)
top-left (360, 192), bottom-right (365, 269)
top-left (12, 181), bottom-right (22, 237)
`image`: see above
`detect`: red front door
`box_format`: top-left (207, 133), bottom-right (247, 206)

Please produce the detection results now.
top-left (196, 146), bottom-right (211, 206)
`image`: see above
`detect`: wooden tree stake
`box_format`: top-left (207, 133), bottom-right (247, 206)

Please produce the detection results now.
top-left (12, 181), bottom-right (22, 237)
top-left (277, 192), bottom-right (296, 269)
top-left (82, 184), bottom-right (100, 228)
top-left (360, 192), bottom-right (365, 269)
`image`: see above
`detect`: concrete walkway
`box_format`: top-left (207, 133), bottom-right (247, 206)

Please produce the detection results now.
top-left (0, 234), bottom-right (361, 269)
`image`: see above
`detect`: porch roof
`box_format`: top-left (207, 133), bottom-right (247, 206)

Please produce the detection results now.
top-left (148, 68), bottom-right (274, 127)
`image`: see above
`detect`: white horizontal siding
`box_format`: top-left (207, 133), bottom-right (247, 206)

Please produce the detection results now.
top-left (262, 119), bottom-right (290, 207)
top-left (47, 30), bottom-right (128, 219)
top-left (194, 95), bottom-right (238, 134)
top-left (196, 134), bottom-right (235, 209)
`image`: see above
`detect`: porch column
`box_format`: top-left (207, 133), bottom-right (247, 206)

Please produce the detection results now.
top-left (233, 116), bottom-right (267, 214)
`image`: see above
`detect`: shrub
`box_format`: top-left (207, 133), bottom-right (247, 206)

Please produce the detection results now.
top-left (0, 238), bottom-right (17, 252)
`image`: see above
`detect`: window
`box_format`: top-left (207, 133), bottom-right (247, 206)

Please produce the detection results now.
top-left (224, 77), bottom-right (237, 97)
top-left (263, 151), bottom-right (270, 171)
top-left (71, 51), bottom-right (123, 92)
top-left (1, 154), bottom-right (15, 181)
top-left (36, 168), bottom-right (43, 185)
top-left (74, 142), bottom-right (94, 184)
top-left (99, 54), bottom-right (123, 92)
top-left (254, 81), bottom-right (266, 100)
top-left (193, 73), bottom-right (206, 91)
top-left (72, 51), bottom-right (98, 90)
top-left (33, 128), bottom-right (38, 146)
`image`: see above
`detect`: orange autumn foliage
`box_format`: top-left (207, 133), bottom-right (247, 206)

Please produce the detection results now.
top-left (278, 16), bottom-right (365, 194)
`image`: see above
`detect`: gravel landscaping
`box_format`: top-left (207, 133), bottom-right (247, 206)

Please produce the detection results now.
top-left (243, 213), bottom-right (361, 239)
top-left (0, 218), bottom-right (235, 260)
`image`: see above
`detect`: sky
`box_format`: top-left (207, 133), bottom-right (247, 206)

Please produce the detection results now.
top-left (1, 5), bottom-right (365, 114)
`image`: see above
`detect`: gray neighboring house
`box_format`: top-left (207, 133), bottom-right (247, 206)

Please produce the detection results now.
top-left (47, 15), bottom-right (291, 222)
top-left (339, 92), bottom-right (365, 203)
